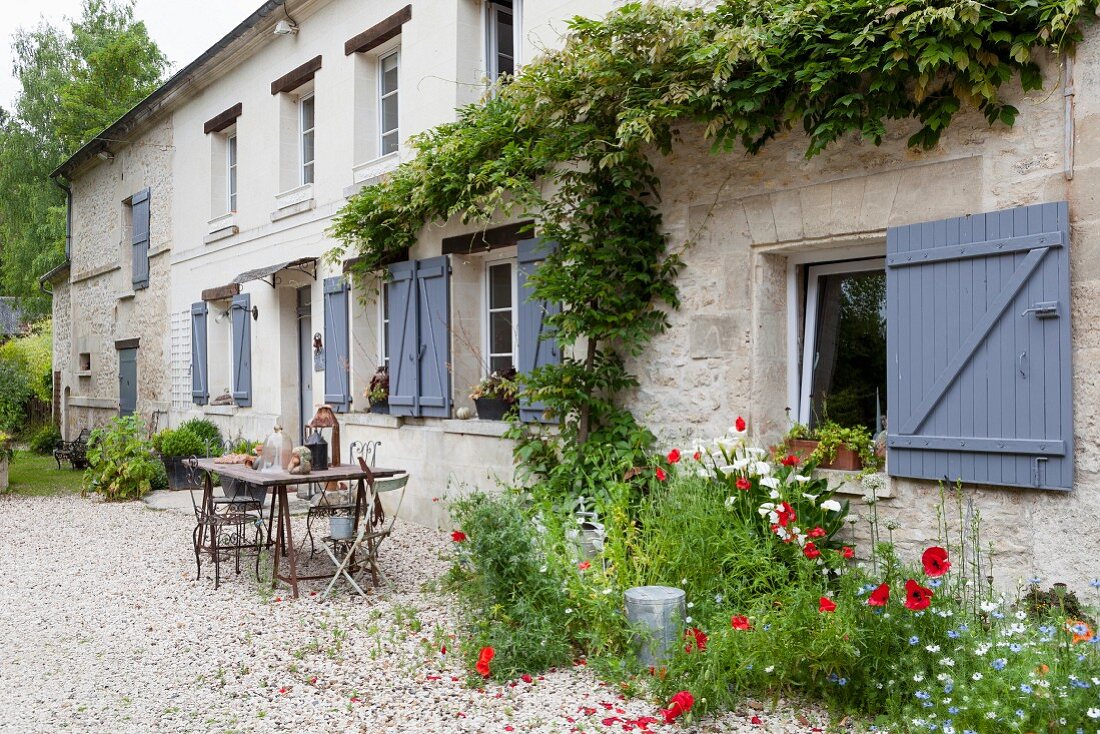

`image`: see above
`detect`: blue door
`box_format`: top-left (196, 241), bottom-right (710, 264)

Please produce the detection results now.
top-left (118, 348), bottom-right (138, 417)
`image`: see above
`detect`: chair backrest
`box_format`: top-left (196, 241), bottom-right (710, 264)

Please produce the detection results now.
top-left (370, 472), bottom-right (409, 536)
top-left (348, 440), bottom-right (381, 468)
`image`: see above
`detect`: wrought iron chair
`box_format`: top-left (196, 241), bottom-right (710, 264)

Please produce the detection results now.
top-left (320, 471), bottom-right (410, 599)
top-left (303, 440), bottom-right (381, 557)
top-left (186, 457), bottom-right (265, 589)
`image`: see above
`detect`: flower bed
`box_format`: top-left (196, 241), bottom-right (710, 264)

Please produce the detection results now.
top-left (447, 417), bottom-right (1100, 731)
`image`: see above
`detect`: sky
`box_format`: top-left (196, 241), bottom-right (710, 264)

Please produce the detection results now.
top-left (0, 0), bottom-right (263, 110)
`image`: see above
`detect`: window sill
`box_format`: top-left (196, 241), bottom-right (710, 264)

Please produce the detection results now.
top-left (75, 371), bottom-right (92, 379)
top-left (68, 396), bottom-right (117, 410)
top-left (815, 468), bottom-right (893, 499)
top-left (205, 213), bottom-right (239, 244)
top-left (344, 152), bottom-right (400, 197)
top-left (338, 413), bottom-right (513, 439)
top-left (443, 419), bottom-right (510, 438)
top-left (116, 291), bottom-right (136, 302)
top-left (271, 183), bottom-right (315, 222)
top-left (341, 412), bottom-right (405, 429)
top-left (204, 405), bottom-right (239, 417)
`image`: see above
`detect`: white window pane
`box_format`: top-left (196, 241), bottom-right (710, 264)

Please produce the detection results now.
top-left (382, 95), bottom-right (399, 135)
top-left (490, 355), bottom-right (513, 374)
top-left (228, 135), bottom-right (237, 165)
top-left (490, 311), bottom-right (513, 355)
top-left (381, 132), bottom-right (398, 156)
top-left (381, 54), bottom-right (399, 94)
top-left (489, 264), bottom-right (511, 308)
top-left (496, 11), bottom-right (513, 56)
top-left (302, 162), bottom-right (314, 184)
top-left (302, 130), bottom-right (315, 165)
top-left (301, 96), bottom-right (315, 130)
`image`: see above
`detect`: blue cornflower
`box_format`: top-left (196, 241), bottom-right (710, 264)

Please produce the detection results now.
top-left (1090, 579), bottom-right (1100, 589)
top-left (1020, 684), bottom-right (1033, 694)
top-left (1039, 625), bottom-right (1055, 636)
top-left (944, 682), bottom-right (954, 694)
top-left (915, 690), bottom-right (931, 700)
top-left (909, 635), bottom-right (920, 645)
top-left (1028, 576), bottom-right (1042, 585)
top-left (838, 677), bottom-right (847, 686)
top-left (1071, 622), bottom-right (1090, 636)
top-left (1070, 679), bottom-right (1090, 688)
top-left (922, 702), bottom-right (933, 709)
top-left (947, 629), bottom-right (961, 639)
top-left (1015, 709), bottom-right (1025, 719)
top-left (929, 579), bottom-right (942, 588)
top-left (948, 707), bottom-right (960, 715)
top-left (1009, 643), bottom-right (1023, 653)
top-left (964, 730), bottom-right (977, 734)
top-left (957, 624), bottom-right (968, 632)
top-left (991, 658), bottom-right (1007, 671)
top-left (763, 624), bottom-right (771, 631)
top-left (991, 611), bottom-right (1005, 619)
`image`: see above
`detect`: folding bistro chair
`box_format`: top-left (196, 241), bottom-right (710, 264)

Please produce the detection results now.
top-left (320, 471), bottom-right (410, 600)
top-left (303, 440), bottom-right (381, 557)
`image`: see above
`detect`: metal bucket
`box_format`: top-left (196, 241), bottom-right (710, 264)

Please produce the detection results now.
top-left (329, 516), bottom-right (356, 540)
top-left (624, 585), bottom-right (686, 668)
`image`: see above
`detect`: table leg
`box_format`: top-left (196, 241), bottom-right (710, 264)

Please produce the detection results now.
top-left (280, 485), bottom-right (300, 599)
top-left (271, 487), bottom-right (283, 590)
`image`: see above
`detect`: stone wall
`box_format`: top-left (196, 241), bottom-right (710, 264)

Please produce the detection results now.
top-left (629, 40), bottom-right (1100, 588)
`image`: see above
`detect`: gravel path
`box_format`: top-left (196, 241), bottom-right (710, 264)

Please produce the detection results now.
top-left (0, 495), bottom-right (833, 733)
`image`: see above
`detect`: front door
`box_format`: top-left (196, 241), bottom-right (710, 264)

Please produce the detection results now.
top-left (297, 287), bottom-right (313, 443)
top-left (118, 348), bottom-right (138, 417)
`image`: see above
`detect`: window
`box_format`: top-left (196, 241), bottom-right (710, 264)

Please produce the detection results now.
top-left (798, 259), bottom-right (886, 434)
top-left (226, 133), bottom-right (238, 212)
top-left (379, 51), bottom-right (399, 156)
top-left (300, 93), bottom-right (315, 185)
top-left (486, 261), bottom-right (516, 374)
top-left (379, 286), bottom-right (390, 368)
top-left (487, 1), bottom-right (514, 81)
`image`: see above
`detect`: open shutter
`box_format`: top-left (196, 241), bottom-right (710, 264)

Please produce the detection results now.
top-left (387, 261), bottom-right (418, 416)
top-left (131, 187), bottom-right (150, 290)
top-left (323, 276), bottom-right (352, 412)
top-left (416, 255), bottom-right (452, 418)
top-left (886, 201), bottom-right (1072, 490)
top-left (231, 293), bottom-right (252, 407)
top-left (517, 237), bottom-right (560, 423)
top-left (190, 302), bottom-right (209, 405)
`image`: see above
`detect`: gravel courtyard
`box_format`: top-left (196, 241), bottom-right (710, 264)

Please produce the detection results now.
top-left (0, 494), bottom-right (834, 733)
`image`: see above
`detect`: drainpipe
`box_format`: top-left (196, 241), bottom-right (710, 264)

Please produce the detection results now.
top-left (1065, 54), bottom-right (1076, 182)
top-left (40, 175), bottom-right (73, 296)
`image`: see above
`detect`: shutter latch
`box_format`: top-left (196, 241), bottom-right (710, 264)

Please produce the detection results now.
top-left (1032, 457), bottom-right (1048, 487)
top-left (1020, 301), bottom-right (1059, 319)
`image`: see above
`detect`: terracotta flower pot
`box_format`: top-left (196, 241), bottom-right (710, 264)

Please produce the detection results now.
top-left (786, 439), bottom-right (863, 471)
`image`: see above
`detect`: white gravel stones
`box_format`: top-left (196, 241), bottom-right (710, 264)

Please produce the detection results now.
top-left (0, 494), bottom-right (837, 733)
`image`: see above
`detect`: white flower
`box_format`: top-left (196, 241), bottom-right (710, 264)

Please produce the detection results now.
top-left (684, 616), bottom-right (692, 624)
top-left (768, 489), bottom-right (781, 499)
top-left (820, 499), bottom-right (842, 513)
top-left (925, 644), bottom-right (941, 653)
top-left (764, 666), bottom-right (774, 674)
top-left (913, 673), bottom-right (924, 683)
top-left (565, 608), bottom-right (573, 614)
top-left (1014, 611), bottom-right (1027, 621)
top-left (696, 468), bottom-right (710, 478)
top-left (718, 464), bottom-right (738, 476)
top-left (714, 594), bottom-right (723, 604)
top-left (747, 447), bottom-right (767, 458)
top-left (980, 601), bottom-right (999, 613)
top-left (754, 461), bottom-right (772, 476)
top-left (972, 673), bottom-right (983, 681)
top-left (724, 496), bottom-right (737, 509)
top-left (539, 565), bottom-right (548, 573)
top-left (792, 474), bottom-right (811, 483)
top-left (602, 588), bottom-right (612, 595)
top-left (758, 502), bottom-right (776, 516)
top-left (936, 673), bottom-right (949, 681)
top-left (733, 458), bottom-right (751, 471)
top-left (801, 492), bottom-right (819, 502)
top-left (940, 658), bottom-right (955, 667)
top-left (760, 476), bottom-right (780, 490)
top-left (687, 602), bottom-right (694, 609)
top-left (1087, 708), bottom-right (1100, 719)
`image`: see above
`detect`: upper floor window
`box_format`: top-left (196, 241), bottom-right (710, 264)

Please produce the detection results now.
top-left (379, 51), bottom-right (399, 156)
top-left (486, 261), bottom-right (516, 373)
top-left (487, 1), bottom-right (514, 81)
top-left (300, 93), bottom-right (315, 185)
top-left (227, 133), bottom-right (238, 212)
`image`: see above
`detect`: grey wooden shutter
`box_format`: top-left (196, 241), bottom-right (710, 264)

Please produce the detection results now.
top-left (416, 255), bottom-right (452, 418)
top-left (517, 237), bottom-right (560, 423)
top-left (323, 276), bottom-right (352, 412)
top-left (230, 293), bottom-right (252, 407)
top-left (886, 201), bottom-right (1072, 490)
top-left (190, 302), bottom-right (209, 405)
top-left (387, 261), bottom-right (419, 416)
top-left (131, 187), bottom-right (151, 290)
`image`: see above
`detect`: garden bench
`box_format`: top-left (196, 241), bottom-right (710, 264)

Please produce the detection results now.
top-left (53, 428), bottom-right (91, 470)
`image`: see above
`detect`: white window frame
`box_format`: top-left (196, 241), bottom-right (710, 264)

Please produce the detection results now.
top-left (486, 1), bottom-right (517, 81)
top-left (796, 257), bottom-right (886, 426)
top-left (378, 49), bottom-right (400, 157)
top-left (484, 257), bottom-right (518, 376)
top-left (226, 132), bottom-right (238, 213)
top-left (378, 286), bottom-right (390, 369)
top-left (299, 92), bottom-right (315, 185)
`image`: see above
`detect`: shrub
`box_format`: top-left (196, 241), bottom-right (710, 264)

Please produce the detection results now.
top-left (154, 427), bottom-right (209, 459)
top-left (29, 424), bottom-right (61, 455)
top-left (83, 416), bottom-right (159, 501)
top-left (0, 361), bottom-right (32, 433)
top-left (177, 418), bottom-right (223, 454)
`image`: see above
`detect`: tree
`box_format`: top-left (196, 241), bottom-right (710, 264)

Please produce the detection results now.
top-left (0, 0), bottom-right (168, 317)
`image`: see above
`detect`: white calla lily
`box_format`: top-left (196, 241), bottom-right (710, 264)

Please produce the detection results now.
top-left (820, 499), bottom-right (842, 513)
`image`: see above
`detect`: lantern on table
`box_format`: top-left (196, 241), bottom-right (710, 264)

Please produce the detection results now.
top-left (306, 405), bottom-right (341, 468)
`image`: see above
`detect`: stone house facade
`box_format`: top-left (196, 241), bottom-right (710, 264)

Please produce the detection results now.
top-left (46, 0), bottom-right (1100, 586)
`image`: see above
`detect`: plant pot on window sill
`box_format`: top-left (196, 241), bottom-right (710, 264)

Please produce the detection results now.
top-left (369, 400), bottom-right (390, 415)
top-left (474, 397), bottom-right (514, 422)
top-left (786, 439), bottom-right (863, 472)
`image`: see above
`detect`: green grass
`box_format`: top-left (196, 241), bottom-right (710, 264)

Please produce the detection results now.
top-left (5, 451), bottom-right (84, 497)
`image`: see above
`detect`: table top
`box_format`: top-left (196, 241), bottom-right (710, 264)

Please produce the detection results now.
top-left (192, 457), bottom-right (402, 486)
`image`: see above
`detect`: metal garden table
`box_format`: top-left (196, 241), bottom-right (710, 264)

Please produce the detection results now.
top-left (192, 458), bottom-right (401, 598)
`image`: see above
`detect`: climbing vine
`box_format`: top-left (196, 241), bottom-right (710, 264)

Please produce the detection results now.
top-left (330, 0), bottom-right (1096, 498)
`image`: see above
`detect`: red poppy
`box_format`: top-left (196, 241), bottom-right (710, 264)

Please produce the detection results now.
top-left (808, 526), bottom-right (826, 539)
top-left (577, 560), bottom-right (591, 571)
top-left (655, 467), bottom-right (667, 481)
top-left (441, 644), bottom-right (447, 655)
top-left (842, 546), bottom-right (855, 559)
top-left (818, 596), bottom-right (837, 613)
top-left (751, 715), bottom-right (763, 725)
top-left (904, 579), bottom-right (933, 611)
top-left (451, 530), bottom-right (467, 543)
top-left (476, 646), bottom-right (495, 677)
top-left (781, 454), bottom-right (800, 466)
top-left (684, 627), bottom-right (708, 653)
top-left (730, 615), bottom-right (751, 631)
top-left (735, 477), bottom-right (751, 490)
top-left (692, 450), bottom-right (702, 461)
top-left (867, 583), bottom-right (890, 607)
top-left (803, 542), bottom-right (821, 559)
top-left (521, 673), bottom-right (533, 684)
top-left (921, 546), bottom-right (951, 577)
top-left (776, 502), bottom-right (796, 527)
top-left (659, 691), bottom-right (695, 724)
top-left (667, 448), bottom-right (681, 464)
top-left (734, 416), bottom-right (747, 432)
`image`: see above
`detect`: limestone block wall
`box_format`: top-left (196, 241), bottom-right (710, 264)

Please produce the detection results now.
top-left (631, 39), bottom-right (1100, 588)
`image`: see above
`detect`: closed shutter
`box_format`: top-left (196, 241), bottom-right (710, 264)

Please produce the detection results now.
top-left (191, 302), bottom-right (209, 405)
top-left (230, 293), bottom-right (253, 407)
top-left (387, 261), bottom-right (418, 416)
top-left (886, 201), bottom-right (1072, 490)
top-left (131, 187), bottom-right (151, 290)
top-left (323, 276), bottom-right (352, 412)
top-left (416, 255), bottom-right (452, 418)
top-left (517, 237), bottom-right (560, 423)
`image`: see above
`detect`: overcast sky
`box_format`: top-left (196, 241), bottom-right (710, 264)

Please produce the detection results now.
top-left (0, 0), bottom-right (263, 110)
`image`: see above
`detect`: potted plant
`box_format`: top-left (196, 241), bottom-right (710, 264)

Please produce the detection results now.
top-left (0, 431), bottom-right (11, 494)
top-left (469, 367), bottom-right (518, 421)
top-left (784, 420), bottom-right (879, 472)
top-left (366, 365), bottom-right (389, 414)
top-left (153, 426), bottom-right (212, 491)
